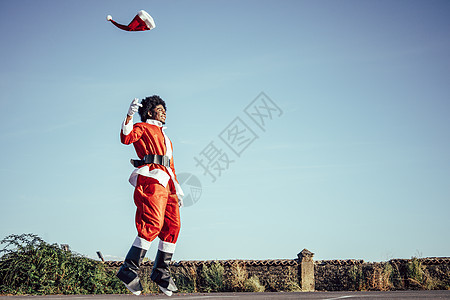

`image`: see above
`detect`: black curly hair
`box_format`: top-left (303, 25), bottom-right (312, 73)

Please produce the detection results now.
top-left (138, 95), bottom-right (167, 122)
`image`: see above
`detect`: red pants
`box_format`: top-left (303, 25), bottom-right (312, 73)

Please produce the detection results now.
top-left (133, 176), bottom-right (181, 243)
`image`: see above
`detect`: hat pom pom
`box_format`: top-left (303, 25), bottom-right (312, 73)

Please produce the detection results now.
top-left (106, 15), bottom-right (112, 21)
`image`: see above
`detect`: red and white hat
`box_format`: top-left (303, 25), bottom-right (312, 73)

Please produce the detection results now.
top-left (106, 10), bottom-right (156, 31)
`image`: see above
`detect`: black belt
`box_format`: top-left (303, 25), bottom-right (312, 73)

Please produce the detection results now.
top-left (130, 154), bottom-right (171, 168)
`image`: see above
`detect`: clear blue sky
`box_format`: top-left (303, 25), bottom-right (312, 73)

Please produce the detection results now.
top-left (1, 0), bottom-right (449, 262)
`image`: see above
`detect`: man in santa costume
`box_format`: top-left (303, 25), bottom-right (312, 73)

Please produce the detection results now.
top-left (117, 96), bottom-right (183, 296)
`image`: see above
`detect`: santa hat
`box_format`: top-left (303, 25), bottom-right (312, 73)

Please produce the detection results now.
top-left (106, 10), bottom-right (156, 31)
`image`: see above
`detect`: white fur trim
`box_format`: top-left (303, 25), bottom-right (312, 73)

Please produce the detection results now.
top-left (128, 166), bottom-right (184, 206)
top-left (129, 167), bottom-right (170, 187)
top-left (146, 119), bottom-right (163, 127)
top-left (162, 128), bottom-right (173, 159)
top-left (138, 10), bottom-right (156, 30)
top-left (122, 118), bottom-right (133, 135)
top-left (174, 181), bottom-right (184, 207)
top-left (158, 240), bottom-right (176, 254)
top-left (132, 236), bottom-right (151, 250)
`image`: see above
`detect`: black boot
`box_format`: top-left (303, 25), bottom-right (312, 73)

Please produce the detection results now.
top-left (150, 250), bottom-right (178, 294)
top-left (117, 246), bottom-right (147, 295)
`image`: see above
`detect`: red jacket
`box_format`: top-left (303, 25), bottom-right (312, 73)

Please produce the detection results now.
top-left (121, 119), bottom-right (183, 204)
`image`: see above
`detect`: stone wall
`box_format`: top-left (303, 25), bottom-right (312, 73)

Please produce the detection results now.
top-left (105, 255), bottom-right (450, 292)
top-left (314, 257), bottom-right (450, 291)
top-left (107, 259), bottom-right (300, 292)
top-left (314, 259), bottom-right (365, 291)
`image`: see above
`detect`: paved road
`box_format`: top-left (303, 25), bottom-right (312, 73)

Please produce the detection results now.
top-left (1, 291), bottom-right (450, 299)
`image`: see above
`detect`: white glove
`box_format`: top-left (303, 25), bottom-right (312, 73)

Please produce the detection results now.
top-left (127, 98), bottom-right (143, 116)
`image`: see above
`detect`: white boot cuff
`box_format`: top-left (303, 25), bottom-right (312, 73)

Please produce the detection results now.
top-left (132, 236), bottom-right (152, 250)
top-left (158, 240), bottom-right (176, 254)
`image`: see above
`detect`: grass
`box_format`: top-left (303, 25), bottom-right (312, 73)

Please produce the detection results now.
top-left (244, 275), bottom-right (265, 292)
top-left (407, 257), bottom-right (424, 285)
top-left (225, 261), bottom-right (248, 292)
top-left (172, 265), bottom-right (198, 293)
top-left (200, 262), bottom-right (225, 292)
top-left (348, 265), bottom-right (365, 291)
top-left (406, 257), bottom-right (450, 290)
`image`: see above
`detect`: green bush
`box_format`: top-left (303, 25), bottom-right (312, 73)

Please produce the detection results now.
top-left (348, 265), bottom-right (365, 291)
top-left (244, 275), bottom-right (265, 292)
top-left (407, 257), bottom-right (424, 284)
top-left (200, 262), bottom-right (225, 292)
top-left (172, 265), bottom-right (197, 293)
top-left (225, 261), bottom-right (248, 292)
top-left (0, 234), bottom-right (126, 295)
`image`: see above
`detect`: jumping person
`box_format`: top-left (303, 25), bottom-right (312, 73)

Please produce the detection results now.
top-left (116, 96), bottom-right (183, 296)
